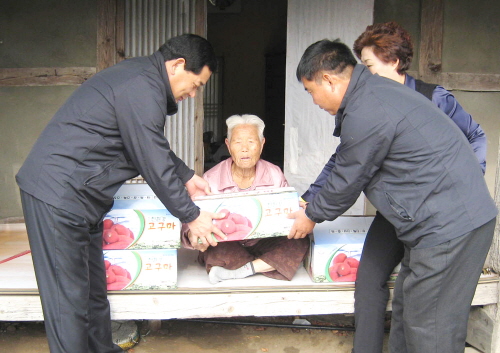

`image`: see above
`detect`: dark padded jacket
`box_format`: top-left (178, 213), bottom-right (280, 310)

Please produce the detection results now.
top-left (16, 51), bottom-right (200, 225)
top-left (302, 74), bottom-right (487, 203)
top-left (305, 65), bottom-right (497, 248)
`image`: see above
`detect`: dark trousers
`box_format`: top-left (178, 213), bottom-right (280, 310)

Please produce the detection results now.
top-left (389, 217), bottom-right (495, 353)
top-left (20, 190), bottom-right (123, 353)
top-left (198, 236), bottom-right (310, 281)
top-left (353, 213), bottom-right (404, 353)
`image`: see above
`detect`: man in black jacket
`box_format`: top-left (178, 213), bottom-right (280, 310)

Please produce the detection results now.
top-left (288, 39), bottom-right (497, 353)
top-left (16, 34), bottom-right (226, 353)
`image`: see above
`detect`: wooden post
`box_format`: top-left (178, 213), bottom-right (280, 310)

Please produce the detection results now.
top-left (418, 0), bottom-right (444, 82)
top-left (467, 137), bottom-right (500, 353)
top-left (115, 0), bottom-right (126, 64)
top-left (193, 0), bottom-right (207, 176)
top-left (97, 0), bottom-right (118, 72)
top-left (488, 162), bottom-right (500, 350)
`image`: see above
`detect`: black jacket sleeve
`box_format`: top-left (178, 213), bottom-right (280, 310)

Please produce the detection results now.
top-left (114, 75), bottom-right (200, 223)
top-left (305, 104), bottom-right (394, 223)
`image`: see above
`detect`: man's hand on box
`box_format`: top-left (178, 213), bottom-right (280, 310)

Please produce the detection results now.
top-left (287, 209), bottom-right (316, 239)
top-left (187, 210), bottom-right (227, 251)
top-left (186, 230), bottom-right (209, 252)
top-left (185, 174), bottom-right (212, 200)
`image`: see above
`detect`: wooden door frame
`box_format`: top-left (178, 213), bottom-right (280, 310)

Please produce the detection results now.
top-left (412, 0), bottom-right (500, 91)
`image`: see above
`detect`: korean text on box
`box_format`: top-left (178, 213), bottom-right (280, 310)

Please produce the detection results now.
top-left (102, 184), bottom-right (181, 249)
top-left (104, 249), bottom-right (177, 291)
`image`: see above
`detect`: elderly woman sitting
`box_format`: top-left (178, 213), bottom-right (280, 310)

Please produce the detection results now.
top-left (185, 114), bottom-right (309, 284)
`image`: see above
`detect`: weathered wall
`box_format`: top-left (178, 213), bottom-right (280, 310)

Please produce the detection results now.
top-left (374, 0), bottom-right (500, 196)
top-left (0, 0), bottom-right (97, 219)
top-left (285, 0), bottom-right (499, 216)
top-left (0, 1), bottom-right (97, 68)
top-left (1, 0), bottom-right (498, 220)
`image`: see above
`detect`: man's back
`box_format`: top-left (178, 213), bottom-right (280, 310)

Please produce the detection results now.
top-left (318, 66), bottom-right (497, 247)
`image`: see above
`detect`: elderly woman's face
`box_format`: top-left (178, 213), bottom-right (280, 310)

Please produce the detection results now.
top-left (226, 124), bottom-right (264, 170)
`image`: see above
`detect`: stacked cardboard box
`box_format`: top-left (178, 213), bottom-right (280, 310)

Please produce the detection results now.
top-left (102, 185), bottom-right (301, 290)
top-left (304, 216), bottom-right (374, 284)
top-left (102, 184), bottom-right (178, 291)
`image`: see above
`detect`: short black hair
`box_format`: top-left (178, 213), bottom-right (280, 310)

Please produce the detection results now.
top-left (296, 39), bottom-right (357, 82)
top-left (159, 34), bottom-right (217, 74)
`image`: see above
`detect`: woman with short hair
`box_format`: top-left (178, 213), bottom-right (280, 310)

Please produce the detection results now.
top-left (184, 114), bottom-right (310, 284)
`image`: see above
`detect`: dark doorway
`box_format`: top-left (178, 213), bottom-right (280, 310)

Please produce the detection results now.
top-left (204, 0), bottom-right (287, 172)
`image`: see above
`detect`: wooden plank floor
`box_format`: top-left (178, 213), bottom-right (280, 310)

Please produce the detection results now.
top-left (0, 223), bottom-right (36, 291)
top-left (1, 223), bottom-right (498, 321)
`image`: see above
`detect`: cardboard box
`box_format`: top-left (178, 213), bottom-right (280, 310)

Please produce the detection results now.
top-left (104, 249), bottom-right (177, 291)
top-left (305, 216), bottom-right (374, 283)
top-left (193, 187), bottom-right (299, 242)
top-left (102, 184), bottom-right (181, 249)
top-left (112, 183), bottom-right (165, 209)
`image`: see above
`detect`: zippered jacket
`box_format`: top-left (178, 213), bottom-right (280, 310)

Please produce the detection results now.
top-left (302, 73), bottom-right (487, 203)
top-left (304, 65), bottom-right (497, 248)
top-left (16, 51), bottom-right (200, 225)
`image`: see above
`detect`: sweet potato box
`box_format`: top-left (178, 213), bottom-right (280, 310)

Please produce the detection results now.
top-left (102, 184), bottom-right (181, 250)
top-left (304, 216), bottom-right (374, 283)
top-left (193, 187), bottom-right (300, 242)
top-left (104, 249), bottom-right (177, 291)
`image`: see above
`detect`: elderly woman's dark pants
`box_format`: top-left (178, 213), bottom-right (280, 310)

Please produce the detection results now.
top-left (20, 190), bottom-right (123, 353)
top-left (199, 236), bottom-right (310, 281)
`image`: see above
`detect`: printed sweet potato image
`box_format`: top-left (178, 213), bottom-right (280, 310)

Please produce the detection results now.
top-left (213, 209), bottom-right (254, 241)
top-left (105, 263), bottom-right (132, 290)
top-left (102, 219), bottom-right (135, 249)
top-left (328, 252), bottom-right (360, 282)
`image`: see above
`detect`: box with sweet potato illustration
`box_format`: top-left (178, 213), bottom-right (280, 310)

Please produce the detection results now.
top-left (102, 184), bottom-right (181, 249)
top-left (304, 216), bottom-right (374, 283)
top-left (104, 249), bottom-right (177, 291)
top-left (193, 187), bottom-right (300, 242)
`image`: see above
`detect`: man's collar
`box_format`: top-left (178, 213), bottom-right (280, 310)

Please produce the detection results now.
top-left (152, 51), bottom-right (178, 116)
top-left (333, 64), bottom-right (370, 137)
top-left (404, 73), bottom-right (416, 90)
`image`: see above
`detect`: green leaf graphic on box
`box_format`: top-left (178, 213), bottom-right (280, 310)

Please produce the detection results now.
top-left (325, 245), bottom-right (346, 282)
top-left (209, 201), bottom-right (224, 242)
top-left (125, 251), bottom-right (142, 289)
top-left (243, 198), bottom-right (262, 239)
top-left (133, 210), bottom-right (146, 245)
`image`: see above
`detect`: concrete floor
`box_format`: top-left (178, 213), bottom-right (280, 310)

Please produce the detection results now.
top-left (0, 316), bottom-right (482, 353)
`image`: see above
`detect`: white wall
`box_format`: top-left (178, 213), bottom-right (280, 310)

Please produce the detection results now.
top-left (284, 0), bottom-right (374, 214)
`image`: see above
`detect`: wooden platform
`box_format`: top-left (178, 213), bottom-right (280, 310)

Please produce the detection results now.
top-left (1, 223), bottom-right (498, 321)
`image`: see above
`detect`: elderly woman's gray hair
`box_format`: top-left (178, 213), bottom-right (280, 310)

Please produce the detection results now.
top-left (226, 114), bottom-right (265, 141)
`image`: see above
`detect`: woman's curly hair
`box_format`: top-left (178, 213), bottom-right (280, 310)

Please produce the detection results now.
top-left (353, 21), bottom-right (414, 75)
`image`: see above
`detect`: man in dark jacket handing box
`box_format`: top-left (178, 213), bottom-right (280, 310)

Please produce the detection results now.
top-left (288, 39), bottom-right (497, 353)
top-left (16, 34), bottom-right (226, 353)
